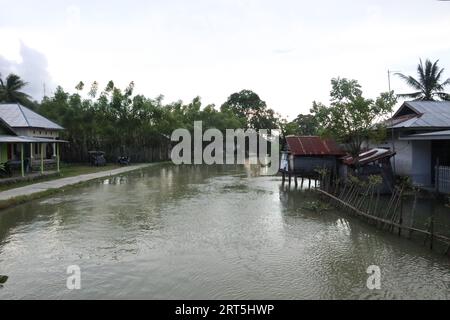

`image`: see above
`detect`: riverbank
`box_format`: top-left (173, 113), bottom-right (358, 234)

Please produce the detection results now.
top-left (0, 164), bottom-right (126, 192)
top-left (0, 163), bottom-right (154, 210)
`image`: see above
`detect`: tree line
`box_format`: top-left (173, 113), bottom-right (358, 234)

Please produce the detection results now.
top-left (0, 58), bottom-right (448, 162)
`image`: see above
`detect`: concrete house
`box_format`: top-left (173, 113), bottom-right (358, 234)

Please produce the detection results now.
top-left (0, 103), bottom-right (65, 176)
top-left (374, 101), bottom-right (450, 190)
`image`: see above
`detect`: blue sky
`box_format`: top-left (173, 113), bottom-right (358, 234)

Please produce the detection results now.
top-left (1, 0), bottom-right (450, 119)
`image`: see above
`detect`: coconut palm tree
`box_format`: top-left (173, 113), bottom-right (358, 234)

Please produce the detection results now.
top-left (0, 73), bottom-right (33, 105)
top-left (395, 59), bottom-right (450, 101)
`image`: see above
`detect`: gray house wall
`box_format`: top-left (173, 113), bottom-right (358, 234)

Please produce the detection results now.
top-left (411, 140), bottom-right (431, 186)
top-left (369, 135), bottom-right (412, 176)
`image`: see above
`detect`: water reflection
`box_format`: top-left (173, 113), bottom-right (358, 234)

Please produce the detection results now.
top-left (0, 164), bottom-right (449, 299)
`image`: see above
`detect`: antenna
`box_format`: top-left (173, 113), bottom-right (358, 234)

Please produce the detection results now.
top-left (43, 82), bottom-right (46, 98)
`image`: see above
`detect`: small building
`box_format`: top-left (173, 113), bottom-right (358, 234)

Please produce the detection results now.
top-left (341, 148), bottom-right (396, 193)
top-left (0, 103), bottom-right (66, 177)
top-left (372, 101), bottom-right (450, 191)
top-left (281, 136), bottom-right (345, 179)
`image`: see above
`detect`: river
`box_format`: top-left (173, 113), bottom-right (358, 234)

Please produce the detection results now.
top-left (0, 164), bottom-right (449, 299)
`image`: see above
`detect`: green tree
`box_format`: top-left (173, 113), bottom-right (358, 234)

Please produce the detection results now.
top-left (283, 114), bottom-right (319, 136)
top-left (220, 89), bottom-right (279, 129)
top-left (311, 78), bottom-right (397, 157)
top-left (0, 73), bottom-right (33, 106)
top-left (396, 59), bottom-right (450, 101)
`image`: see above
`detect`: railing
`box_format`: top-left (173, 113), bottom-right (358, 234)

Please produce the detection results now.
top-left (436, 165), bottom-right (450, 194)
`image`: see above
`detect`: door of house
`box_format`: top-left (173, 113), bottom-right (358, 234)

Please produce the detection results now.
top-left (431, 141), bottom-right (450, 184)
top-left (7, 144), bottom-right (12, 160)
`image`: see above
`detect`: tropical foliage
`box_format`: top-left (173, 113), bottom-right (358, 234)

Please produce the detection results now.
top-left (396, 59), bottom-right (450, 101)
top-left (38, 82), bottom-right (280, 161)
top-left (0, 73), bottom-right (34, 107)
top-left (308, 78), bottom-right (397, 156)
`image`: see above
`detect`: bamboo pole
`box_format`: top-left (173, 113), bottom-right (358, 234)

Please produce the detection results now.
top-left (316, 189), bottom-right (450, 244)
top-left (398, 192), bottom-right (403, 236)
top-left (409, 188), bottom-right (418, 239)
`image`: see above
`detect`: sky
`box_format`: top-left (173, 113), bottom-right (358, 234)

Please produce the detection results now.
top-left (1, 0), bottom-right (450, 119)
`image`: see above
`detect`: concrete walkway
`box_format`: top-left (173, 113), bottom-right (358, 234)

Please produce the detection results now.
top-left (0, 164), bottom-right (153, 202)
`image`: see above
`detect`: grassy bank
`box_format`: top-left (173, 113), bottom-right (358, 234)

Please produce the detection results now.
top-left (0, 163), bottom-right (121, 192)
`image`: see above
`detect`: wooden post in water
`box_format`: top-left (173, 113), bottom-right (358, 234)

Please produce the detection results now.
top-left (398, 192), bottom-right (403, 237)
top-left (294, 175), bottom-right (298, 188)
top-left (409, 188), bottom-right (418, 239)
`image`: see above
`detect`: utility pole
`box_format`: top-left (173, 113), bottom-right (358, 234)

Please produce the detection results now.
top-left (388, 69), bottom-right (401, 176)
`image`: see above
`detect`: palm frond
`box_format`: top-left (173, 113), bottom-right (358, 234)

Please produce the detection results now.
top-left (395, 73), bottom-right (423, 91)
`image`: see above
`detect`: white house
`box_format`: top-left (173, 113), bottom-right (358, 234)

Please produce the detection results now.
top-left (0, 103), bottom-right (65, 175)
top-left (0, 103), bottom-right (64, 162)
top-left (373, 101), bottom-right (450, 190)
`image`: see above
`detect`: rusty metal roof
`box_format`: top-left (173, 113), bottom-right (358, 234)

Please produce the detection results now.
top-left (285, 136), bottom-right (344, 156)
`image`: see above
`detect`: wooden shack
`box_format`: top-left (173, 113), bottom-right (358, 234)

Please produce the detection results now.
top-left (341, 148), bottom-right (396, 194)
top-left (280, 136), bottom-right (345, 186)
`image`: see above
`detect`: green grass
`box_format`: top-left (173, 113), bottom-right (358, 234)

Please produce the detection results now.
top-left (0, 163), bottom-right (121, 192)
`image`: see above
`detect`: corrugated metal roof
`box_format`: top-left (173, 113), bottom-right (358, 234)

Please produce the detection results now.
top-left (400, 130), bottom-right (450, 140)
top-left (0, 117), bottom-right (17, 136)
top-left (390, 101), bottom-right (450, 129)
top-left (342, 148), bottom-right (395, 166)
top-left (0, 103), bottom-right (63, 130)
top-left (286, 136), bottom-right (344, 156)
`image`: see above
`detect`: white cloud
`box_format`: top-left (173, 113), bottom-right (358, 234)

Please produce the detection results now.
top-left (1, 0), bottom-right (450, 118)
top-left (66, 5), bottom-right (81, 30)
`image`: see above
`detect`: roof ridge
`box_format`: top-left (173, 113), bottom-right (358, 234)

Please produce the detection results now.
top-left (17, 103), bottom-right (32, 127)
